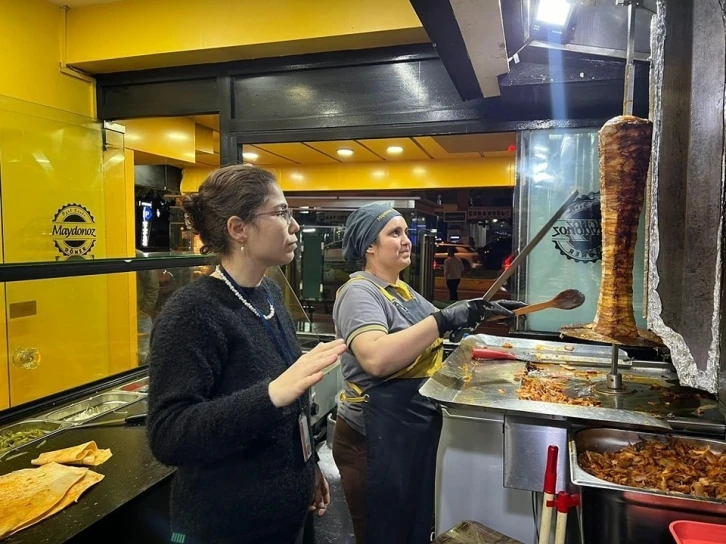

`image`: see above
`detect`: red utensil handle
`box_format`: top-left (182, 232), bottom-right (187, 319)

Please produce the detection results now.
top-left (544, 445), bottom-right (559, 495)
top-left (471, 348), bottom-right (518, 360)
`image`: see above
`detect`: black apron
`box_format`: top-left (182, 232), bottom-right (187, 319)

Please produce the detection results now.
top-left (362, 290), bottom-right (443, 544)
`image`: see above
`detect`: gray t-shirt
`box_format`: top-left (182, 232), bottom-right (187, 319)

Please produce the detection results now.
top-left (332, 271), bottom-right (437, 436)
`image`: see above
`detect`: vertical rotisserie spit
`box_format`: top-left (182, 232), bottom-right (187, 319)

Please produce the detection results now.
top-left (561, 115), bottom-right (661, 346)
top-left (593, 116), bottom-right (652, 339)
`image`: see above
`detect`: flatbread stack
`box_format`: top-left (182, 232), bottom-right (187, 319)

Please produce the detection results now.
top-left (0, 462), bottom-right (104, 539)
top-left (31, 441), bottom-right (112, 467)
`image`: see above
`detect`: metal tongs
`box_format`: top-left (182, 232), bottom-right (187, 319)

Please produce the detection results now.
top-left (449, 190), bottom-right (580, 343)
top-left (73, 413), bottom-right (147, 429)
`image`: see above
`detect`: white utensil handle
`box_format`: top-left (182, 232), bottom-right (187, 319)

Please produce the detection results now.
top-left (538, 492), bottom-right (555, 544)
top-left (554, 511), bottom-right (568, 544)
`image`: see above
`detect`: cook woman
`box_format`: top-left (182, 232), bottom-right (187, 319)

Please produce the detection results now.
top-left (332, 202), bottom-right (525, 543)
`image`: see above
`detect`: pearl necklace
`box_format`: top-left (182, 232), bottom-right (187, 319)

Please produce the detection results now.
top-left (216, 265), bottom-right (275, 321)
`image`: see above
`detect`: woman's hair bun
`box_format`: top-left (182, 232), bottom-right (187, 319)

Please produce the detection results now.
top-left (182, 192), bottom-right (204, 234)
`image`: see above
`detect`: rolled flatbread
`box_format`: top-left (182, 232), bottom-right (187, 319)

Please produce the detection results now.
top-left (31, 441), bottom-right (112, 467)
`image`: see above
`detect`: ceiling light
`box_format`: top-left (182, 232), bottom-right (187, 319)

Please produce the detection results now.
top-left (535, 0), bottom-right (573, 26)
top-left (337, 148), bottom-right (354, 157)
top-left (372, 170), bottom-right (385, 178)
top-left (242, 152), bottom-right (259, 161)
top-left (386, 146), bottom-right (404, 155)
top-left (532, 0), bottom-right (575, 44)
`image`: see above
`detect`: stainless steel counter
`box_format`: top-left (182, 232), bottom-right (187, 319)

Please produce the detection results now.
top-left (420, 334), bottom-right (724, 433)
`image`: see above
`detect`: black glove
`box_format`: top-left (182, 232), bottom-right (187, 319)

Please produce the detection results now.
top-left (496, 300), bottom-right (528, 313)
top-left (432, 299), bottom-right (527, 337)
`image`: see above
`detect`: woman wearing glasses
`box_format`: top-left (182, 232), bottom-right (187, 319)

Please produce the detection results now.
top-left (146, 165), bottom-right (346, 544)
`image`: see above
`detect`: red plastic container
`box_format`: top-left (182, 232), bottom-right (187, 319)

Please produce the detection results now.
top-left (670, 520), bottom-right (726, 544)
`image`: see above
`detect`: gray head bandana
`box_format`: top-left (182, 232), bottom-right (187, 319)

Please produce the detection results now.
top-left (342, 202), bottom-right (403, 262)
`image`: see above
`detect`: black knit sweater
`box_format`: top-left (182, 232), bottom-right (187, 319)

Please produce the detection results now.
top-left (147, 275), bottom-right (315, 544)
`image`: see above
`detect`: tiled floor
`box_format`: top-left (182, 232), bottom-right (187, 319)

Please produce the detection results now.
top-left (310, 443), bottom-right (357, 544)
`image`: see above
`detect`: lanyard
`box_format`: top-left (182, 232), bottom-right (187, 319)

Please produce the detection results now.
top-left (218, 266), bottom-right (296, 366)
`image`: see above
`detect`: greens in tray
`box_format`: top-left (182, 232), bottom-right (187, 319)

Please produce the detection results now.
top-left (0, 428), bottom-right (46, 453)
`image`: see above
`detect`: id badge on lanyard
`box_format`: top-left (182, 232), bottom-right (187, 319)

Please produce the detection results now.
top-left (260, 311), bottom-right (313, 462)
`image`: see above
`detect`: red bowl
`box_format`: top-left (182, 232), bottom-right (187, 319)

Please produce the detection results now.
top-left (670, 520), bottom-right (726, 544)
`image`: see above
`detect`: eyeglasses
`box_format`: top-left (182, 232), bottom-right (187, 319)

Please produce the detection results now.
top-left (252, 208), bottom-right (295, 224)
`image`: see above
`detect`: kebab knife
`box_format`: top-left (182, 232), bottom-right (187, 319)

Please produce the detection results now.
top-left (449, 190), bottom-right (579, 344)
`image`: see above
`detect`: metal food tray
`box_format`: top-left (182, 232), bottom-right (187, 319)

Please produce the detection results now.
top-left (570, 428), bottom-right (726, 544)
top-left (43, 392), bottom-right (145, 423)
top-left (0, 420), bottom-right (70, 456)
top-left (419, 334), bottom-right (673, 431)
top-left (570, 427), bottom-right (726, 507)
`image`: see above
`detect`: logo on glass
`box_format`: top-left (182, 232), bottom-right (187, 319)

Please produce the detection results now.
top-left (551, 192), bottom-right (602, 263)
top-left (51, 203), bottom-right (97, 260)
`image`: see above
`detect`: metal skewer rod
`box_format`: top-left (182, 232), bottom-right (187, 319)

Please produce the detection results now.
top-left (622, 0), bottom-right (637, 116)
top-left (603, 0), bottom-right (637, 392)
top-left (607, 344), bottom-right (623, 390)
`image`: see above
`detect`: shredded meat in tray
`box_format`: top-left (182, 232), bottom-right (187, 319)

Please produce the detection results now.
top-left (579, 437), bottom-right (726, 500)
top-left (516, 376), bottom-right (600, 407)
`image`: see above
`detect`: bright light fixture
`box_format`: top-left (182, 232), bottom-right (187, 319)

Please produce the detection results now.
top-left (242, 152), bottom-right (259, 161)
top-left (337, 148), bottom-right (354, 157)
top-left (386, 145), bottom-right (404, 155)
top-left (535, 0), bottom-right (573, 26)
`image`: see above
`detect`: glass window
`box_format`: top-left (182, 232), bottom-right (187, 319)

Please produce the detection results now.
top-left (0, 261), bottom-right (317, 409)
top-left (514, 129), bottom-right (646, 333)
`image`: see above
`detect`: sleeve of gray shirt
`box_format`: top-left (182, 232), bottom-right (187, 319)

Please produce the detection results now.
top-left (333, 281), bottom-right (391, 347)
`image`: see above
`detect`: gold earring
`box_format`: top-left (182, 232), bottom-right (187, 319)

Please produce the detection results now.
top-left (240, 245), bottom-right (245, 252)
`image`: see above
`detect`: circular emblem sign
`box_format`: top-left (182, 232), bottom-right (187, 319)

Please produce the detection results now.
top-left (551, 192), bottom-right (602, 263)
top-left (51, 203), bottom-right (97, 258)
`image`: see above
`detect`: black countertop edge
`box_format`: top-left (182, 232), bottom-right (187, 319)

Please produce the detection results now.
top-left (1, 398), bottom-right (176, 544)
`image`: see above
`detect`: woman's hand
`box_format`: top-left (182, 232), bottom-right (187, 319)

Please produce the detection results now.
top-left (433, 298), bottom-right (525, 336)
top-left (309, 464), bottom-right (330, 517)
top-left (268, 339), bottom-right (347, 408)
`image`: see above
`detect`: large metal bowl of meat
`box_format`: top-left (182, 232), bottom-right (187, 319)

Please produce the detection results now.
top-left (570, 428), bottom-right (726, 544)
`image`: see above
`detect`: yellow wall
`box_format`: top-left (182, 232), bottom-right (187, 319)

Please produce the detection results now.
top-left (122, 117), bottom-right (198, 163)
top-left (104, 147), bottom-right (139, 376)
top-left (0, 0), bottom-right (94, 118)
top-left (66, 0), bottom-right (427, 73)
top-left (181, 157), bottom-right (515, 194)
